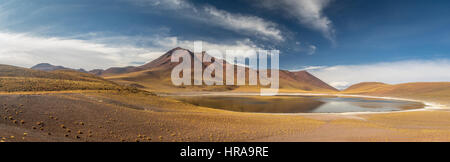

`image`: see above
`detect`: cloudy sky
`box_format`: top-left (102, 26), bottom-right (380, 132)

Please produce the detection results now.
top-left (1, 0), bottom-right (450, 89)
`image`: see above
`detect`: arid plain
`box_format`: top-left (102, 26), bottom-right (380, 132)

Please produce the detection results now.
top-left (1, 48), bottom-right (450, 142)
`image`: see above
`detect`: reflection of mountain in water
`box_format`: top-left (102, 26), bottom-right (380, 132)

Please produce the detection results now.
top-left (172, 96), bottom-right (325, 113)
top-left (172, 96), bottom-right (424, 113)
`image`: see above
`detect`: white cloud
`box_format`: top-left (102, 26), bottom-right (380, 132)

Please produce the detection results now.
top-left (203, 6), bottom-right (283, 41)
top-left (289, 65), bottom-right (326, 72)
top-left (127, 0), bottom-right (193, 9)
top-left (180, 38), bottom-right (260, 55)
top-left (0, 32), bottom-right (164, 70)
top-left (0, 31), bottom-right (263, 70)
top-left (307, 60), bottom-right (450, 89)
top-left (308, 45), bottom-right (317, 55)
top-left (260, 0), bottom-right (335, 42)
top-left (128, 0), bottom-right (284, 41)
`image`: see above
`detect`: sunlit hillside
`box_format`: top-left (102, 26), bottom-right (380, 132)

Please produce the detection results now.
top-left (0, 64), bottom-right (132, 92)
top-left (343, 82), bottom-right (450, 104)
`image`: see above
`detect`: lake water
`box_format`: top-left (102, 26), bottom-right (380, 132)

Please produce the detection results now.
top-left (170, 95), bottom-right (425, 113)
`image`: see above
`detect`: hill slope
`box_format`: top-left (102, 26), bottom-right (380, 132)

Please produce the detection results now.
top-left (103, 48), bottom-right (338, 93)
top-left (343, 82), bottom-right (390, 93)
top-left (343, 82), bottom-right (450, 104)
top-left (88, 66), bottom-right (144, 76)
top-left (31, 63), bottom-right (88, 73)
top-left (0, 64), bottom-right (124, 92)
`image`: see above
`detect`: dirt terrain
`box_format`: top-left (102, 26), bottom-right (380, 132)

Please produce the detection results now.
top-left (0, 92), bottom-right (324, 142)
top-left (1, 91), bottom-right (450, 142)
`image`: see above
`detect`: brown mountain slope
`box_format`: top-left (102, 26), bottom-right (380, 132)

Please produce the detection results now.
top-left (31, 63), bottom-right (88, 73)
top-left (103, 48), bottom-right (338, 93)
top-left (343, 82), bottom-right (389, 93)
top-left (139, 47), bottom-right (190, 69)
top-left (0, 64), bottom-right (124, 92)
top-left (89, 66), bottom-right (144, 77)
top-left (343, 82), bottom-right (450, 104)
top-left (90, 47), bottom-right (189, 77)
top-left (279, 70), bottom-right (338, 91)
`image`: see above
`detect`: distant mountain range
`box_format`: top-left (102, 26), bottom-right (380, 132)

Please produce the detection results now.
top-left (0, 64), bottom-right (122, 92)
top-left (31, 63), bottom-right (88, 73)
top-left (12, 47), bottom-right (450, 100)
top-left (29, 47), bottom-right (339, 92)
top-left (88, 66), bottom-right (143, 76)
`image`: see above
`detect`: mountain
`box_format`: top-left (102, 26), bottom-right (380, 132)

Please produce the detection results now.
top-left (102, 47), bottom-right (339, 93)
top-left (343, 82), bottom-right (450, 104)
top-left (31, 63), bottom-right (88, 73)
top-left (0, 64), bottom-right (121, 92)
top-left (139, 47), bottom-right (189, 69)
top-left (342, 82), bottom-right (389, 93)
top-left (88, 69), bottom-right (105, 76)
top-left (88, 66), bottom-right (144, 76)
top-left (91, 47), bottom-right (195, 77)
top-left (279, 70), bottom-right (338, 91)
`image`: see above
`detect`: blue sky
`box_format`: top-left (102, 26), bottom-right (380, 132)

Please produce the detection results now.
top-left (1, 0), bottom-right (450, 88)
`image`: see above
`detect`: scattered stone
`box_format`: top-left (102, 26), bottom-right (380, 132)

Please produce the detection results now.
top-left (36, 121), bottom-right (43, 126)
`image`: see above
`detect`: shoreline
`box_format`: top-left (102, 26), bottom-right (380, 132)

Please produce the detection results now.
top-left (159, 91), bottom-right (449, 115)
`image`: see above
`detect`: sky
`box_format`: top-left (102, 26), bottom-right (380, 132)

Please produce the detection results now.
top-left (1, 0), bottom-right (450, 89)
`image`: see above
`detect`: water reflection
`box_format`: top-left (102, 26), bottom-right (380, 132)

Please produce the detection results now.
top-left (171, 96), bottom-right (424, 113)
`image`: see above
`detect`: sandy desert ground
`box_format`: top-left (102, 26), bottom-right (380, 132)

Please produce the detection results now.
top-left (1, 90), bottom-right (450, 142)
